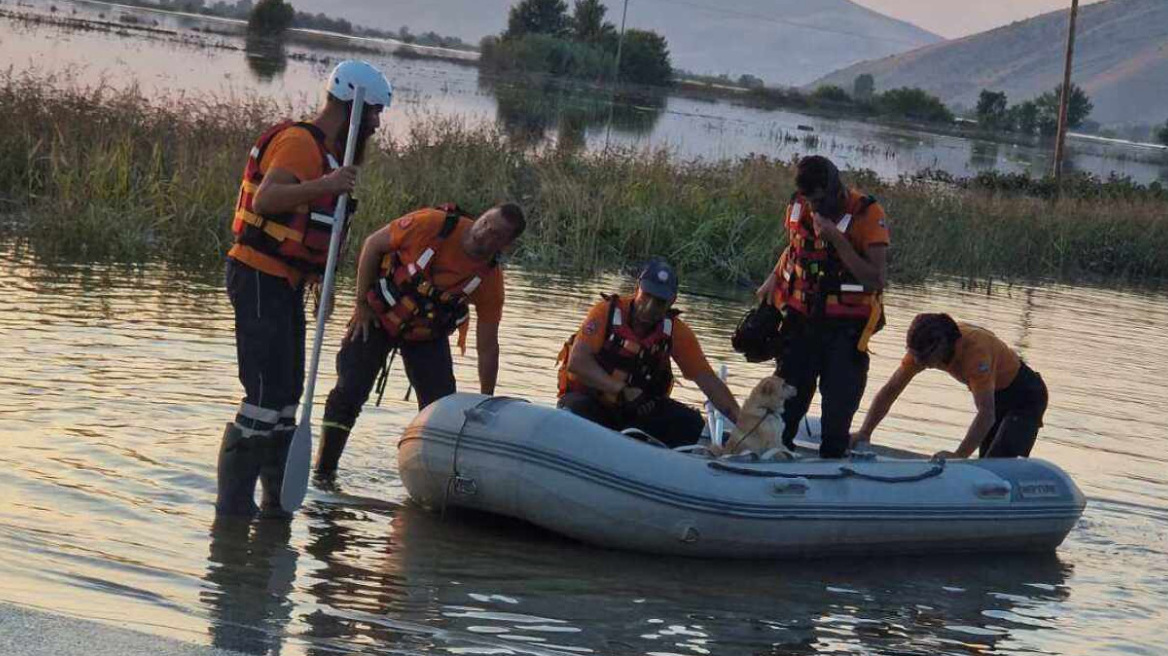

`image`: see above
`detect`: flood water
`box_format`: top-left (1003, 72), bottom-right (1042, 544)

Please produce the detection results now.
top-left (1, 243), bottom-right (1167, 655)
top-left (2, 0), bottom-right (1167, 185)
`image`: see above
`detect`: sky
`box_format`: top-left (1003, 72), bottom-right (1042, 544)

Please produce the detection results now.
top-left (854, 0), bottom-right (1105, 38)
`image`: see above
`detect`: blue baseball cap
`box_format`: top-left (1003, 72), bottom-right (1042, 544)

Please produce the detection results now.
top-left (638, 259), bottom-right (679, 302)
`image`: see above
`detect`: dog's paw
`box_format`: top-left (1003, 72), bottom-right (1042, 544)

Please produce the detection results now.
top-left (760, 446), bottom-right (798, 461)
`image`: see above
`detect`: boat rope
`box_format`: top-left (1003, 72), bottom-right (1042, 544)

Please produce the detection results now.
top-left (441, 397), bottom-right (493, 519)
top-left (708, 458), bottom-right (945, 483)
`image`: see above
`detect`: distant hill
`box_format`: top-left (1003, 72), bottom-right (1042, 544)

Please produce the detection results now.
top-left (810, 0), bottom-right (1168, 126)
top-left (290, 0), bottom-right (941, 86)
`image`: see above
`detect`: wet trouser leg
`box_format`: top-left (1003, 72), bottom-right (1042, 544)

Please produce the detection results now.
top-left (318, 328), bottom-right (394, 476)
top-left (817, 325), bottom-right (869, 459)
top-left (219, 259), bottom-right (305, 517)
top-left (400, 337), bottom-right (457, 410)
top-left (629, 398), bottom-right (706, 448)
top-left (982, 364), bottom-right (1048, 458)
top-left (558, 392), bottom-right (620, 430)
top-left (777, 320), bottom-right (820, 452)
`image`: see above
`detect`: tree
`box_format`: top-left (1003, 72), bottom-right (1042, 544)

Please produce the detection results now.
top-left (247, 0), bottom-right (293, 36)
top-left (877, 87), bottom-right (954, 123)
top-left (570, 0), bottom-right (614, 44)
top-left (618, 29), bottom-right (672, 86)
top-left (1158, 120), bottom-right (1168, 146)
top-left (1008, 100), bottom-right (1040, 135)
top-left (1035, 83), bottom-right (1093, 136)
top-left (738, 74), bottom-right (764, 90)
top-left (811, 85), bottom-right (851, 104)
top-left (505, 0), bottom-right (569, 39)
top-left (853, 73), bottom-right (875, 101)
top-left (975, 90), bottom-right (1008, 130)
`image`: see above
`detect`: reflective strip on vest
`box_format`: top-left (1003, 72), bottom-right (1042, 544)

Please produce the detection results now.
top-left (840, 283), bottom-right (865, 293)
top-left (663, 318), bottom-right (673, 336)
top-left (309, 212), bottom-right (335, 227)
top-left (838, 213), bottom-right (853, 232)
top-left (612, 308), bottom-right (623, 327)
top-left (789, 202), bottom-right (802, 226)
top-left (417, 248), bottom-right (435, 271)
top-left (379, 279), bottom-right (397, 307)
top-left (463, 276), bottom-right (482, 295)
top-left (250, 146), bottom-right (261, 160)
top-left (325, 153), bottom-right (339, 170)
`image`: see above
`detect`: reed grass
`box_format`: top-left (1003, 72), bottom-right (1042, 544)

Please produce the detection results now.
top-left (2, 71), bottom-right (1165, 286)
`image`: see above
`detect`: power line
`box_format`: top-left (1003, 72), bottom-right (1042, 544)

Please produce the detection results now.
top-left (633, 0), bottom-right (932, 47)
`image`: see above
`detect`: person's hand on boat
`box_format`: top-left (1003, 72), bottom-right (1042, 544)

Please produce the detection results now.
top-left (319, 165), bottom-right (359, 196)
top-left (849, 430), bottom-right (871, 448)
top-left (346, 298), bottom-right (377, 343)
top-left (932, 449), bottom-right (962, 460)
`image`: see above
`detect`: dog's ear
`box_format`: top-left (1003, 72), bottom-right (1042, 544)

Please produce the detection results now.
top-left (758, 377), bottom-right (777, 395)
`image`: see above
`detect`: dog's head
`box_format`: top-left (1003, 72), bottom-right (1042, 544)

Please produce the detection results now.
top-left (747, 376), bottom-right (796, 412)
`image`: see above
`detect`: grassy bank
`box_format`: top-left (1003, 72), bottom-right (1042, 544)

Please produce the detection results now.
top-left (2, 73), bottom-right (1166, 286)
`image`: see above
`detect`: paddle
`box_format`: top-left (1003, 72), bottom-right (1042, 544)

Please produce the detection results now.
top-left (280, 84), bottom-right (367, 513)
top-left (705, 363), bottom-right (729, 449)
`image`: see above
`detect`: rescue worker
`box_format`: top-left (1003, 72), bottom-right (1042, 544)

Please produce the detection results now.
top-left (313, 203), bottom-right (527, 482)
top-left (217, 60), bottom-right (393, 518)
top-left (557, 259), bottom-right (740, 447)
top-left (851, 313), bottom-right (1049, 459)
top-left (755, 155), bottom-right (889, 458)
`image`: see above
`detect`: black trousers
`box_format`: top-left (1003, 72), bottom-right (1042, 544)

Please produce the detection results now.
top-left (226, 258), bottom-right (305, 438)
top-left (322, 325), bottom-right (457, 433)
top-left (776, 315), bottom-right (870, 458)
top-left (558, 392), bottom-right (705, 448)
top-left (981, 363), bottom-right (1048, 458)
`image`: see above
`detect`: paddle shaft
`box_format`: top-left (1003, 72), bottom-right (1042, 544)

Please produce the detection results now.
top-left (280, 85), bottom-right (366, 512)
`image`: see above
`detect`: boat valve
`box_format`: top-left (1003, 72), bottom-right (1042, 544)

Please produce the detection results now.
top-left (452, 476), bottom-right (478, 497)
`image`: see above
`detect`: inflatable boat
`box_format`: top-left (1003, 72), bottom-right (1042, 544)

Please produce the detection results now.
top-left (397, 394), bottom-right (1086, 558)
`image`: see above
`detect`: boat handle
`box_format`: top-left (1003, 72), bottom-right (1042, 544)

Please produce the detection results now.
top-left (773, 480), bottom-right (809, 495)
top-left (975, 482), bottom-right (1012, 499)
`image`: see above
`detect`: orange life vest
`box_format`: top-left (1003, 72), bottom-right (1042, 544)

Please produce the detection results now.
top-left (774, 193), bottom-right (884, 350)
top-left (365, 205), bottom-right (496, 342)
top-left (230, 121), bottom-right (353, 280)
top-left (557, 294), bottom-right (678, 403)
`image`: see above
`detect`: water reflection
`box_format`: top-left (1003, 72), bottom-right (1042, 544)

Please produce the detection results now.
top-left (203, 517), bottom-right (298, 655)
top-left (244, 34), bottom-right (288, 82)
top-left (969, 141), bottom-right (999, 170)
top-left (482, 75), bottom-right (662, 151)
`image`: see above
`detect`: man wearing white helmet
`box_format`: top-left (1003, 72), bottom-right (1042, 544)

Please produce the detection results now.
top-left (217, 60), bottom-right (392, 518)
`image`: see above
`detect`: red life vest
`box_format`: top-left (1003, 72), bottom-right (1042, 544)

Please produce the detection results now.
top-left (365, 205), bottom-right (496, 342)
top-left (774, 193), bottom-right (884, 349)
top-left (557, 294), bottom-right (678, 403)
top-left (230, 121), bottom-right (353, 278)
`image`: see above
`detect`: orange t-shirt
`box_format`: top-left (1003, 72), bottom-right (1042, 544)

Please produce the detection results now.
top-left (900, 323), bottom-right (1022, 394)
top-left (570, 296), bottom-right (714, 390)
top-left (770, 189), bottom-right (890, 305)
top-left (386, 209), bottom-right (505, 324)
top-left (228, 123), bottom-right (335, 284)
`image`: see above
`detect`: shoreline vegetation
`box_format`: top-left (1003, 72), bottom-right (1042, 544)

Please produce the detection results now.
top-left (2, 74), bottom-right (1165, 288)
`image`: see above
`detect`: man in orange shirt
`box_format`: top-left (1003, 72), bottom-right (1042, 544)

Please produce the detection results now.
top-left (217, 60), bottom-right (392, 518)
top-left (557, 260), bottom-right (740, 447)
top-left (313, 203), bottom-right (527, 482)
top-left (755, 156), bottom-right (889, 458)
top-left (851, 313), bottom-right (1049, 459)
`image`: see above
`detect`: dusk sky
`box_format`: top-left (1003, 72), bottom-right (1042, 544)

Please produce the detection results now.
top-left (854, 0), bottom-right (1104, 38)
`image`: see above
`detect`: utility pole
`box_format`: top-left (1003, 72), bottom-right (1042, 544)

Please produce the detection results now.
top-left (612, 0), bottom-right (630, 85)
top-left (1052, 0), bottom-right (1079, 190)
top-left (604, 0), bottom-right (630, 151)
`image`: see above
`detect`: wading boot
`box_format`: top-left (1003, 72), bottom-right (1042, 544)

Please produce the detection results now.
top-left (258, 430), bottom-right (293, 520)
top-left (215, 422), bottom-right (260, 517)
top-left (312, 424), bottom-right (351, 490)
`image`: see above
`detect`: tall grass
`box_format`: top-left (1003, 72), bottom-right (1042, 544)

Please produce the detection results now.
top-left (2, 72), bottom-right (1165, 286)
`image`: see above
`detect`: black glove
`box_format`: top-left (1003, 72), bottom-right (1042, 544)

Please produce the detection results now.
top-left (620, 391), bottom-right (659, 420)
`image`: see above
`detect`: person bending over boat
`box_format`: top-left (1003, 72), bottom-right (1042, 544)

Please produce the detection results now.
top-left (313, 203), bottom-right (527, 484)
top-left (217, 60), bottom-right (392, 518)
top-left (556, 259), bottom-right (740, 447)
top-left (754, 155), bottom-right (890, 459)
top-left (851, 313), bottom-right (1049, 459)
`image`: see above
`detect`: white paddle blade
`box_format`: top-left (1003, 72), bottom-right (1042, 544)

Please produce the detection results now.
top-left (280, 420), bottom-right (313, 511)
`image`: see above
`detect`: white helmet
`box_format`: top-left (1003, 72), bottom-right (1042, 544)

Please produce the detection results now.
top-left (326, 60), bottom-right (393, 109)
